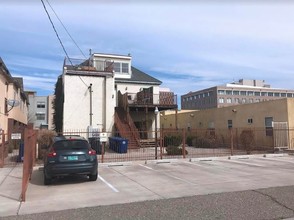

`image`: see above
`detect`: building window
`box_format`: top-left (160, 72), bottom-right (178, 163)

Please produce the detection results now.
top-left (254, 92), bottom-right (261, 96)
top-left (265, 117), bottom-right (273, 136)
top-left (248, 118), bottom-right (253, 124)
top-left (274, 93), bottom-right (280, 97)
top-left (228, 120), bottom-right (233, 129)
top-left (261, 92), bottom-right (267, 96)
top-left (113, 62), bottom-right (130, 74)
top-left (219, 97), bottom-right (224, 103)
top-left (233, 91), bottom-right (239, 95)
top-left (255, 99), bottom-right (260, 102)
top-left (281, 93), bottom-right (286, 97)
top-left (268, 92), bottom-right (273, 97)
top-left (235, 98), bottom-right (240, 104)
top-left (226, 90), bottom-right (232, 95)
top-left (287, 93), bottom-right (292, 98)
top-left (113, 62), bottom-right (120, 72)
top-left (248, 91), bottom-right (254, 96)
top-left (227, 98), bottom-right (232, 103)
top-left (249, 98), bottom-right (253, 103)
top-left (218, 90), bottom-right (225, 95)
top-left (36, 113), bottom-right (45, 120)
top-left (242, 98), bottom-right (246, 103)
top-left (122, 63), bottom-right (129, 73)
top-left (240, 91), bottom-right (246, 96)
top-left (37, 102), bottom-right (45, 108)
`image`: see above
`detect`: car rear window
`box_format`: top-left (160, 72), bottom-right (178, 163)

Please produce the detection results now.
top-left (53, 140), bottom-right (89, 150)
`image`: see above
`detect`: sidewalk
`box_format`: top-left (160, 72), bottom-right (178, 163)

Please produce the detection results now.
top-left (0, 165), bottom-right (22, 216)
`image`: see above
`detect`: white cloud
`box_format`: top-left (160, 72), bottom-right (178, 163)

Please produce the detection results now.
top-left (1, 1), bottom-right (294, 98)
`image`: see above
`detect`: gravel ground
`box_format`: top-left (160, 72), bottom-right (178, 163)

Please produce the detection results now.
top-left (2, 185), bottom-right (294, 220)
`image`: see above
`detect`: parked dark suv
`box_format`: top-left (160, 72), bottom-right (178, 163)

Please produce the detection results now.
top-left (43, 136), bottom-right (98, 185)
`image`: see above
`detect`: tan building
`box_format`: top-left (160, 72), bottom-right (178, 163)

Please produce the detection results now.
top-left (181, 79), bottom-right (294, 110)
top-left (161, 98), bottom-right (294, 149)
top-left (0, 58), bottom-right (28, 137)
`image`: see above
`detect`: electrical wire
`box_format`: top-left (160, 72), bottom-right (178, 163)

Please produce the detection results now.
top-left (45, 0), bottom-right (87, 59)
top-left (40, 0), bottom-right (89, 88)
top-left (40, 0), bottom-right (73, 66)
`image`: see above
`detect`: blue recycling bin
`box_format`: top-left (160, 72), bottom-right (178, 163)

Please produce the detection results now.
top-left (17, 143), bottom-right (24, 162)
top-left (109, 137), bottom-right (128, 153)
top-left (117, 138), bottom-right (128, 153)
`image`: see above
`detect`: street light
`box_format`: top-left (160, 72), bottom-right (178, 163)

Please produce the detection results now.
top-left (154, 106), bottom-right (159, 159)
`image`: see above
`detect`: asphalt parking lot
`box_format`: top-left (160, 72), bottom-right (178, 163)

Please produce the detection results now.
top-left (1, 154), bottom-right (294, 218)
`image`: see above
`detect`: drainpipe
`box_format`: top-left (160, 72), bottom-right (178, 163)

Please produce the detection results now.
top-left (89, 83), bottom-right (93, 126)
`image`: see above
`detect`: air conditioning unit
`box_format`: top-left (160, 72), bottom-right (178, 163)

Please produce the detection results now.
top-left (87, 126), bottom-right (99, 139)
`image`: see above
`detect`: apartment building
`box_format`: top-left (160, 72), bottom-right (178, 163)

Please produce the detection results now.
top-left (0, 57), bottom-right (28, 135)
top-left (55, 52), bottom-right (177, 148)
top-left (26, 91), bottom-right (54, 130)
top-left (181, 79), bottom-right (294, 110)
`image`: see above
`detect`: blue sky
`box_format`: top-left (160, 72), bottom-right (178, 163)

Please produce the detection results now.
top-left (1, 1), bottom-right (294, 103)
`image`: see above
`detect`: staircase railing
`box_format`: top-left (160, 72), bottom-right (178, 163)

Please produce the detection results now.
top-left (126, 111), bottom-right (141, 147)
top-left (114, 111), bottom-right (127, 137)
top-left (115, 108), bottom-right (141, 148)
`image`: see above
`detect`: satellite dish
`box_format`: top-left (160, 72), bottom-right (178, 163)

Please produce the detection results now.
top-left (7, 100), bottom-right (20, 107)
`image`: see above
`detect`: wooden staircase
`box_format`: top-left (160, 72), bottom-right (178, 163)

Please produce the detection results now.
top-left (114, 108), bottom-right (141, 149)
top-left (140, 139), bottom-right (156, 148)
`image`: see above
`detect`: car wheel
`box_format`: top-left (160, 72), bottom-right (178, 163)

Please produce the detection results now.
top-left (44, 173), bottom-right (51, 185)
top-left (89, 173), bottom-right (98, 181)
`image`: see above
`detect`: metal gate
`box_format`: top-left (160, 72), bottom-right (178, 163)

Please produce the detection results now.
top-left (273, 122), bottom-right (289, 150)
top-left (0, 130), bottom-right (24, 167)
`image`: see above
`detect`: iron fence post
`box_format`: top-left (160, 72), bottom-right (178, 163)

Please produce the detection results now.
top-left (230, 128), bottom-right (234, 156)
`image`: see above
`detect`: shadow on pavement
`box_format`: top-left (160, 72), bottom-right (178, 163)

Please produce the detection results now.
top-left (30, 168), bottom-right (91, 186)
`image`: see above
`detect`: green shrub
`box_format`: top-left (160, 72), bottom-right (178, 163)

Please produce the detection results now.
top-left (186, 135), bottom-right (194, 146)
top-left (240, 129), bottom-right (254, 154)
top-left (37, 130), bottom-right (57, 159)
top-left (166, 145), bottom-right (188, 155)
top-left (8, 142), bottom-right (14, 153)
top-left (164, 135), bottom-right (182, 147)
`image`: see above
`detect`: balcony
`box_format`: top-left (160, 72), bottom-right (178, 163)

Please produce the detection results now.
top-left (118, 90), bottom-right (177, 111)
top-left (63, 58), bottom-right (114, 76)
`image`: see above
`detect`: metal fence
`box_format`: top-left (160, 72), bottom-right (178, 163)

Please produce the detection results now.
top-left (0, 131), bottom-right (23, 168)
top-left (52, 127), bottom-right (282, 163)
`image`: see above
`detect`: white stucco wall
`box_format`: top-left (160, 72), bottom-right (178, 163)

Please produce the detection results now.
top-left (63, 74), bottom-right (115, 132)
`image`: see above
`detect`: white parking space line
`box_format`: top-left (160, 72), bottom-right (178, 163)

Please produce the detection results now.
top-left (226, 159), bottom-right (265, 167)
top-left (183, 161), bottom-right (214, 168)
top-left (139, 162), bottom-right (196, 185)
top-left (256, 157), bottom-right (294, 164)
top-left (138, 164), bottom-right (154, 170)
top-left (98, 174), bottom-right (119, 193)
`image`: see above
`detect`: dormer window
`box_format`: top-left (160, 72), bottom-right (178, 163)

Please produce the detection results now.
top-left (114, 62), bottom-right (130, 74)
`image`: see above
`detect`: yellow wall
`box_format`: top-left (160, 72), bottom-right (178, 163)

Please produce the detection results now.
top-left (7, 84), bottom-right (28, 125)
top-left (162, 99), bottom-right (291, 130)
top-left (161, 98), bottom-right (294, 149)
top-left (0, 74), bottom-right (8, 132)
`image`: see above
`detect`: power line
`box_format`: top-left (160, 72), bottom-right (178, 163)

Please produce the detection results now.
top-left (40, 0), bottom-right (89, 88)
top-left (45, 0), bottom-right (87, 59)
top-left (40, 0), bottom-right (73, 66)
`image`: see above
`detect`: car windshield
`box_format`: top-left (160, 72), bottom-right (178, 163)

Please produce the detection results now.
top-left (53, 140), bottom-right (89, 150)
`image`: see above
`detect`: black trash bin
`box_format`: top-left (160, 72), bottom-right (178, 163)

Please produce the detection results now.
top-left (89, 138), bottom-right (102, 154)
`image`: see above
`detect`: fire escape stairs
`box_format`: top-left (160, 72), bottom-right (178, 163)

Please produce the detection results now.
top-left (115, 108), bottom-right (140, 149)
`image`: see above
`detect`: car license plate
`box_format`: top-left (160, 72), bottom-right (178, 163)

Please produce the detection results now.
top-left (67, 156), bottom-right (78, 161)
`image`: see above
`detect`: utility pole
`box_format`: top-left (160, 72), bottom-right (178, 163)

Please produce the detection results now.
top-left (89, 83), bottom-right (93, 126)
